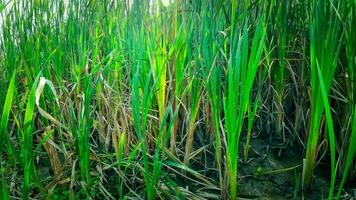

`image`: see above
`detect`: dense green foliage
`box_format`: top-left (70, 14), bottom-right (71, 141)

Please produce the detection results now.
top-left (0, 0), bottom-right (355, 199)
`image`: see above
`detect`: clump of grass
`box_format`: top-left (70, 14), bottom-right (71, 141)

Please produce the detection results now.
top-left (224, 16), bottom-right (266, 199)
top-left (170, 22), bottom-right (188, 153)
top-left (303, 0), bottom-right (342, 192)
top-left (146, 19), bottom-right (168, 125)
top-left (1, 0), bottom-right (356, 199)
top-left (181, 2), bottom-right (204, 167)
top-left (70, 73), bottom-right (95, 185)
top-left (183, 71), bottom-right (204, 166)
top-left (201, 2), bottom-right (224, 189)
top-left (132, 64), bottom-right (156, 199)
top-left (269, 1), bottom-right (290, 137)
top-left (337, 0), bottom-right (356, 197)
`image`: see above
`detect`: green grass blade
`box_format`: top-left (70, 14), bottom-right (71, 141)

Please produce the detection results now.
top-left (316, 61), bottom-right (336, 199)
top-left (23, 75), bottom-right (41, 200)
top-left (0, 71), bottom-right (16, 200)
top-left (0, 178), bottom-right (10, 200)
